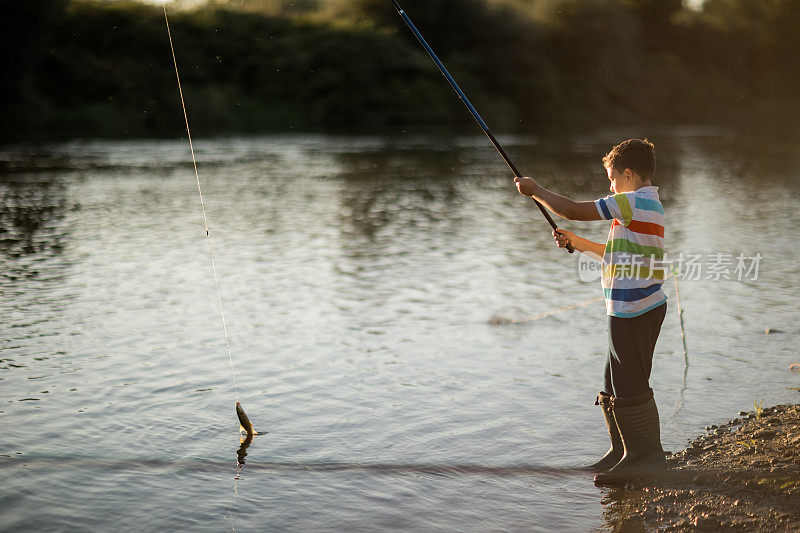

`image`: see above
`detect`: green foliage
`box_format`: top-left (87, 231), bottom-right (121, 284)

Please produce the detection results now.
top-left (0, 0), bottom-right (67, 133)
top-left (754, 398), bottom-right (764, 422)
top-left (3, 0), bottom-right (800, 140)
top-left (702, 0), bottom-right (800, 103)
top-left (8, 0), bottom-right (463, 138)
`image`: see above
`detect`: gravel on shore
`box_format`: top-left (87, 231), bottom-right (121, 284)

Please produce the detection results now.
top-left (601, 403), bottom-right (800, 532)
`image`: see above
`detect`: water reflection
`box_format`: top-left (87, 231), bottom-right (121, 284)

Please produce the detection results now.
top-left (0, 173), bottom-right (69, 259)
top-left (3, 455), bottom-right (586, 477)
top-left (600, 486), bottom-right (649, 532)
top-left (236, 432), bottom-right (253, 466)
top-left (334, 144), bottom-right (465, 243)
top-left (0, 154), bottom-right (76, 355)
top-left (2, 133), bottom-right (800, 532)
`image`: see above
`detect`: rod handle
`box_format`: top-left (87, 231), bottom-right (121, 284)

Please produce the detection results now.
top-left (553, 228), bottom-right (575, 254)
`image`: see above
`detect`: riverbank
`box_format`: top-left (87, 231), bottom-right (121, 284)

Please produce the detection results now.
top-left (603, 403), bottom-right (800, 531)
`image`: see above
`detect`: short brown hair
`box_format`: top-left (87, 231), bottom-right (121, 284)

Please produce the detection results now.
top-left (602, 138), bottom-right (656, 181)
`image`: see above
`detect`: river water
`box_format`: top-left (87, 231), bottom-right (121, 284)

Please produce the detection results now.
top-left (1, 131), bottom-right (798, 531)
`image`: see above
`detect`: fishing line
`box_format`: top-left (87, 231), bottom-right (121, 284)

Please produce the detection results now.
top-left (670, 266), bottom-right (689, 367)
top-left (488, 296), bottom-right (604, 325)
top-left (489, 270), bottom-right (686, 345)
top-left (161, 2), bottom-right (244, 412)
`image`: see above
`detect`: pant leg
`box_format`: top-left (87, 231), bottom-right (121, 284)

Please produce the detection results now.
top-left (603, 354), bottom-right (613, 395)
top-left (607, 303), bottom-right (667, 399)
top-left (646, 303), bottom-right (667, 377)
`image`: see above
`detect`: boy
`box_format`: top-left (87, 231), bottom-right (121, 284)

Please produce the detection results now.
top-left (515, 138), bottom-right (667, 485)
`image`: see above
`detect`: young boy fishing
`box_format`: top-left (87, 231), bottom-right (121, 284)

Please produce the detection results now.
top-left (515, 138), bottom-right (666, 484)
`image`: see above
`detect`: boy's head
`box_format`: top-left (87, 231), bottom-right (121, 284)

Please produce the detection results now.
top-left (602, 138), bottom-right (655, 193)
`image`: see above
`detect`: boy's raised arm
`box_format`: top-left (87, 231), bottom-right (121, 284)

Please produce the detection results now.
top-left (515, 177), bottom-right (601, 221)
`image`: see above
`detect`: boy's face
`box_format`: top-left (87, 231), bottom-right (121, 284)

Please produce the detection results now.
top-left (606, 165), bottom-right (639, 194)
top-left (606, 165), bottom-right (624, 194)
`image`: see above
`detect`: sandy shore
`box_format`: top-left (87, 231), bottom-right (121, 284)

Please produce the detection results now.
top-left (602, 403), bottom-right (800, 532)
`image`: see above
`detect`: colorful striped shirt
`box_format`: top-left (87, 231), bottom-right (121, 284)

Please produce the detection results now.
top-left (594, 186), bottom-right (667, 318)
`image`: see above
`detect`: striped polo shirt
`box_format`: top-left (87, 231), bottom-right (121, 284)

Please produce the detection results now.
top-left (594, 186), bottom-right (666, 318)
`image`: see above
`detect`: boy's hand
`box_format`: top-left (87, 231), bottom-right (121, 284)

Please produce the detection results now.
top-left (514, 176), bottom-right (540, 197)
top-left (553, 229), bottom-right (576, 250)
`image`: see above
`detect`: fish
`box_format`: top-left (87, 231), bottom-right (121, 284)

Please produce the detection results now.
top-left (235, 401), bottom-right (254, 437)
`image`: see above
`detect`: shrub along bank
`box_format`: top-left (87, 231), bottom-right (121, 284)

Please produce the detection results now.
top-left (4, 0), bottom-right (800, 140)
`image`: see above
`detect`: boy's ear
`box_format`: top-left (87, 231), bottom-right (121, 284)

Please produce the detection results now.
top-left (624, 168), bottom-right (642, 182)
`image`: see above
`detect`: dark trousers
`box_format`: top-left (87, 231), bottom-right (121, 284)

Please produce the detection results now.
top-left (603, 302), bottom-right (667, 399)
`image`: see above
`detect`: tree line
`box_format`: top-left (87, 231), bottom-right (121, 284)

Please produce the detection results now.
top-left (3, 0), bottom-right (799, 140)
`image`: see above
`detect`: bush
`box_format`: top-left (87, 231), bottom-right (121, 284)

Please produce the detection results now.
top-left (3, 0), bottom-right (799, 140)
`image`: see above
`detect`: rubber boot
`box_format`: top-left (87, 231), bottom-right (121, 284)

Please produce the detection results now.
top-left (594, 389), bottom-right (666, 485)
top-left (584, 392), bottom-right (623, 472)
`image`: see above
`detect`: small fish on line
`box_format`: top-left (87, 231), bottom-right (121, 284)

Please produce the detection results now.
top-left (236, 401), bottom-right (254, 437)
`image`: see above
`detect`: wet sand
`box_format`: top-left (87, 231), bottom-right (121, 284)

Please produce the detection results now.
top-left (603, 403), bottom-right (800, 531)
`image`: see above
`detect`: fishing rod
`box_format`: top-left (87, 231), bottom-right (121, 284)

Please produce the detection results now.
top-left (387, 0), bottom-right (574, 253)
